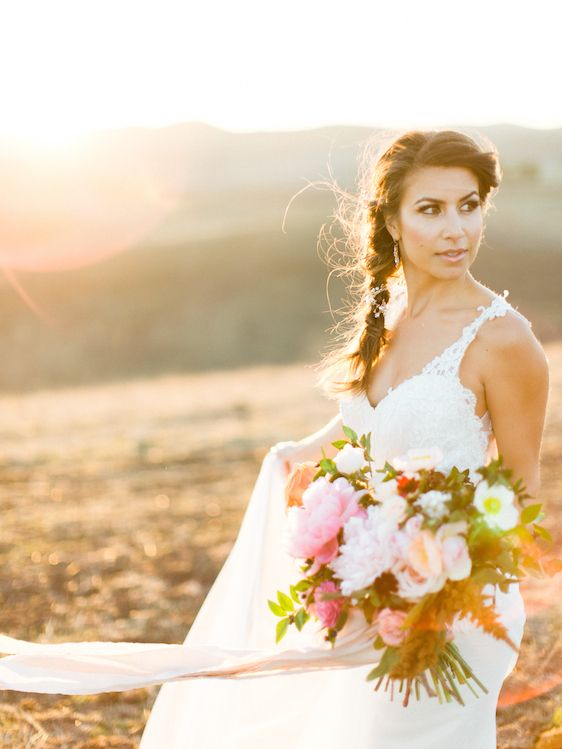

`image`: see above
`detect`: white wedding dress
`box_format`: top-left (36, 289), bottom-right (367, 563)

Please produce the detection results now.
top-left (0, 287), bottom-right (529, 748)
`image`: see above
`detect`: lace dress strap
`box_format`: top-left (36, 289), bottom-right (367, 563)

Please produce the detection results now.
top-left (422, 290), bottom-right (514, 379)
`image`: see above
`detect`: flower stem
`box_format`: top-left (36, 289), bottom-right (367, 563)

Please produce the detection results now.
top-left (446, 643), bottom-right (489, 695)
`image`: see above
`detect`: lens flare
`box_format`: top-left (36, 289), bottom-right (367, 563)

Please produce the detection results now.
top-left (0, 136), bottom-right (183, 273)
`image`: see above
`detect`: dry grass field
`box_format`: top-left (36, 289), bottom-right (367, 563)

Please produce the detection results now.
top-left (0, 343), bottom-right (561, 747)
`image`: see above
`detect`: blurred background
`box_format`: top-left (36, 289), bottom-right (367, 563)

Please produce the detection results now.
top-left (1, 123), bottom-right (562, 391)
top-left (0, 1), bottom-right (561, 746)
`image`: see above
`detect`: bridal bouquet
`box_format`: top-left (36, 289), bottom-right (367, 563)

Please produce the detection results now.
top-left (268, 425), bottom-right (561, 707)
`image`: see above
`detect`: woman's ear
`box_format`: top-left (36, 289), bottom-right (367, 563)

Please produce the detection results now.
top-left (383, 209), bottom-right (400, 242)
top-left (384, 219), bottom-right (399, 242)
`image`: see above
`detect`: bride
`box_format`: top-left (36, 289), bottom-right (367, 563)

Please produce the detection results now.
top-left (0, 129), bottom-right (550, 748)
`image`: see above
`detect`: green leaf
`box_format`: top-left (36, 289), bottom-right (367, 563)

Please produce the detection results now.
top-left (342, 425), bottom-right (358, 443)
top-left (369, 589), bottom-right (381, 607)
top-left (331, 439), bottom-right (348, 450)
top-left (534, 525), bottom-right (553, 544)
top-left (515, 525), bottom-right (536, 545)
top-left (472, 567), bottom-right (506, 586)
top-left (373, 634), bottom-right (386, 650)
top-left (275, 617), bottom-right (290, 643)
top-left (294, 579), bottom-right (312, 592)
top-left (294, 608), bottom-right (307, 631)
top-left (366, 647), bottom-right (399, 681)
top-left (268, 599), bottom-right (286, 617)
top-left (277, 591), bottom-right (295, 612)
top-left (335, 607), bottom-right (349, 631)
top-left (520, 503), bottom-right (542, 525)
top-left (319, 458), bottom-right (337, 474)
top-left (289, 584), bottom-right (301, 604)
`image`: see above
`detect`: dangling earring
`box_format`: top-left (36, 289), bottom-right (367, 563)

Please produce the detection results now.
top-left (393, 240), bottom-right (400, 267)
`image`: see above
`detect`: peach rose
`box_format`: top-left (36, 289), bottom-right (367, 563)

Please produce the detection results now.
top-left (407, 529), bottom-right (444, 578)
top-left (284, 461), bottom-right (318, 509)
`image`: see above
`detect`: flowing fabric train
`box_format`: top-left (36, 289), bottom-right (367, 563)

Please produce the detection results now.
top-left (0, 452), bottom-right (380, 701)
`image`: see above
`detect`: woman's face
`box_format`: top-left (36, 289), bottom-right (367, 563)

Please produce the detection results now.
top-left (385, 166), bottom-right (484, 279)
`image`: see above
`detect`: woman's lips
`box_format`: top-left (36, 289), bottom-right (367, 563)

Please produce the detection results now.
top-left (436, 249), bottom-right (468, 263)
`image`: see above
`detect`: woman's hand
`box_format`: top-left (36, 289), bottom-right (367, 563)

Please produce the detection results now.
top-left (268, 441), bottom-right (320, 510)
top-left (268, 440), bottom-right (304, 476)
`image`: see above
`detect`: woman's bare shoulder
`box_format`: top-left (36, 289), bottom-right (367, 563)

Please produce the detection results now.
top-left (477, 301), bottom-right (549, 378)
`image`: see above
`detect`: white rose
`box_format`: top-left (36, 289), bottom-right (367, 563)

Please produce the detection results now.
top-left (379, 495), bottom-right (408, 523)
top-left (334, 444), bottom-right (368, 475)
top-left (474, 481), bottom-right (519, 531)
top-left (372, 477), bottom-right (399, 502)
top-left (392, 446), bottom-right (444, 475)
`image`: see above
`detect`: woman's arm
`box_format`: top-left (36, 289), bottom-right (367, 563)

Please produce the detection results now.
top-left (482, 314), bottom-right (550, 500)
top-left (270, 411), bottom-right (346, 468)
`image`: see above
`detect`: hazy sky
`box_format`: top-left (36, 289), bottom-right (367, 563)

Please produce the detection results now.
top-left (0, 0), bottom-right (560, 144)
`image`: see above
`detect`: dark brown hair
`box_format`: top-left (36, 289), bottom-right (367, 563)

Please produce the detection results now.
top-left (312, 128), bottom-right (502, 400)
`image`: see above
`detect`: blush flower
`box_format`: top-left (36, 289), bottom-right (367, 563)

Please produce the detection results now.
top-left (394, 563), bottom-right (447, 602)
top-left (329, 505), bottom-right (399, 596)
top-left (436, 521), bottom-right (472, 581)
top-left (407, 530), bottom-right (444, 578)
top-left (284, 461), bottom-right (318, 510)
top-left (310, 580), bottom-right (344, 629)
top-left (377, 608), bottom-right (409, 647)
top-left (285, 476), bottom-right (366, 571)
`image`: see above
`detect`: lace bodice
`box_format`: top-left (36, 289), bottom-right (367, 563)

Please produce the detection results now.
top-left (339, 289), bottom-right (532, 482)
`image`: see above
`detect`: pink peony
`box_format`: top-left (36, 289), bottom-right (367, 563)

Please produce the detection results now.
top-left (310, 580), bottom-right (344, 629)
top-left (377, 608), bottom-right (409, 646)
top-left (286, 476), bottom-right (366, 568)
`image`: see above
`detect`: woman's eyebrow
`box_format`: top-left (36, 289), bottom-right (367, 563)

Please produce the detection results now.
top-left (414, 191), bottom-right (479, 205)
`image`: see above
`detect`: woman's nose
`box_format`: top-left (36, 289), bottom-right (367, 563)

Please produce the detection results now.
top-left (442, 209), bottom-right (465, 238)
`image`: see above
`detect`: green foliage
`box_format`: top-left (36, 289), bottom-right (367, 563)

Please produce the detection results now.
top-left (366, 647), bottom-right (399, 681)
top-left (268, 599), bottom-right (286, 617)
top-left (294, 608), bottom-right (308, 631)
top-left (277, 590), bottom-right (295, 612)
top-left (335, 607), bottom-right (349, 631)
top-left (534, 525), bottom-right (553, 544)
top-left (520, 502), bottom-right (542, 524)
top-left (276, 617), bottom-right (290, 643)
top-left (342, 425), bottom-right (358, 444)
top-left (289, 584), bottom-right (301, 604)
top-left (331, 439), bottom-right (348, 450)
top-left (472, 566), bottom-right (519, 587)
top-left (319, 457), bottom-right (337, 474)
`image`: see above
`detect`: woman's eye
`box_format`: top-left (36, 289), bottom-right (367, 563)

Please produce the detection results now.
top-left (419, 200), bottom-right (480, 215)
